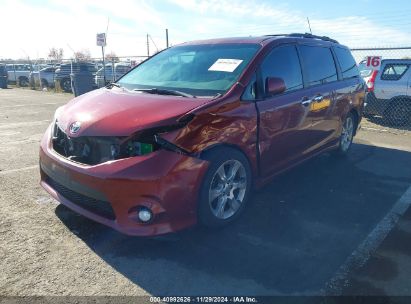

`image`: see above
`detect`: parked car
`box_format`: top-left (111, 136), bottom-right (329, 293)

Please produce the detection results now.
top-left (5, 64), bottom-right (32, 86)
top-left (0, 64), bottom-right (8, 88)
top-left (95, 62), bottom-right (132, 88)
top-left (54, 62), bottom-right (98, 93)
top-left (364, 59), bottom-right (411, 125)
top-left (40, 33), bottom-right (365, 236)
top-left (30, 67), bottom-right (56, 88)
top-left (358, 59), bottom-right (374, 85)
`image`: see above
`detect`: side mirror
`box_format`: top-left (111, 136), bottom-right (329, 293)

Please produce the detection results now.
top-left (266, 77), bottom-right (286, 96)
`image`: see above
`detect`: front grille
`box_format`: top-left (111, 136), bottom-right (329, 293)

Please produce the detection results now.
top-left (52, 123), bottom-right (123, 165)
top-left (45, 175), bottom-right (116, 220)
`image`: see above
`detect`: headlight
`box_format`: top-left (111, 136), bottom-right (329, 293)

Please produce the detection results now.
top-left (125, 141), bottom-right (154, 156)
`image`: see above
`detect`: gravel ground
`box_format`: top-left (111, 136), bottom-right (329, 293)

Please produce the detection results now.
top-left (1, 88), bottom-right (411, 298)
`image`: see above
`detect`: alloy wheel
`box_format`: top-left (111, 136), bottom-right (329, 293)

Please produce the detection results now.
top-left (208, 159), bottom-right (247, 220)
top-left (341, 116), bottom-right (354, 152)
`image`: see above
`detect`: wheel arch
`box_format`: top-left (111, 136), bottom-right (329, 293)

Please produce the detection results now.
top-left (198, 143), bottom-right (256, 187)
top-left (348, 108), bottom-right (360, 136)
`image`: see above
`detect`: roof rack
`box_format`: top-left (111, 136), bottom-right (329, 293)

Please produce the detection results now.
top-left (288, 33), bottom-right (339, 44)
top-left (265, 33), bottom-right (339, 44)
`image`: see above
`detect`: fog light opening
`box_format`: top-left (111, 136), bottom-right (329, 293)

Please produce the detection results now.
top-left (138, 207), bottom-right (153, 223)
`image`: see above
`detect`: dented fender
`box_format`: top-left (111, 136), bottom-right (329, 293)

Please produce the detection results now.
top-left (158, 96), bottom-right (260, 179)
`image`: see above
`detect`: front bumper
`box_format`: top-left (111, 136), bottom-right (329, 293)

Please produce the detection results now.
top-left (39, 124), bottom-right (209, 236)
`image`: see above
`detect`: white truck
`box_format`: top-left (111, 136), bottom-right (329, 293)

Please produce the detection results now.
top-left (6, 64), bottom-right (32, 87)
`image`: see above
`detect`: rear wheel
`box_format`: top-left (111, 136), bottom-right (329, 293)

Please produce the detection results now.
top-left (61, 78), bottom-right (72, 93)
top-left (41, 79), bottom-right (48, 88)
top-left (198, 147), bottom-right (252, 227)
top-left (18, 77), bottom-right (29, 87)
top-left (334, 112), bottom-right (355, 156)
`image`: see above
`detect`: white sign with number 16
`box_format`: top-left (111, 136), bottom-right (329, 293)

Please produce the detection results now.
top-left (365, 56), bottom-right (382, 70)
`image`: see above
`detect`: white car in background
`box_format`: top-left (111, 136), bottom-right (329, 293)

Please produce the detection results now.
top-left (30, 67), bottom-right (57, 88)
top-left (95, 62), bottom-right (132, 88)
top-left (6, 64), bottom-right (32, 86)
top-left (362, 59), bottom-right (411, 125)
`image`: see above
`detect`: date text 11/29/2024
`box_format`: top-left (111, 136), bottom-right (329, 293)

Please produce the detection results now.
top-left (150, 296), bottom-right (257, 303)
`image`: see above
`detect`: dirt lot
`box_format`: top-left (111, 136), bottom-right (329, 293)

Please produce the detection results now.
top-left (1, 88), bottom-right (411, 297)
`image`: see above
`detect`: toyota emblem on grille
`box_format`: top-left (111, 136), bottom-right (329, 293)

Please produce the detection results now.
top-left (69, 121), bottom-right (81, 134)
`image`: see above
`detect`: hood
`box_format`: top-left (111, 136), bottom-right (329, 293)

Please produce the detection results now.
top-left (55, 88), bottom-right (210, 137)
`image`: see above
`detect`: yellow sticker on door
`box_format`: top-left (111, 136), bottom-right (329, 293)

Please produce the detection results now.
top-left (310, 98), bottom-right (331, 112)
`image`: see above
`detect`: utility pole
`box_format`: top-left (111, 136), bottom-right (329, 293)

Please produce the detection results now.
top-left (102, 45), bottom-right (106, 84)
top-left (146, 34), bottom-right (150, 57)
top-left (166, 29), bottom-right (169, 48)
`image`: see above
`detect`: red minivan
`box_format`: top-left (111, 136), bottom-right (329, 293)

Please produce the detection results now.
top-left (40, 33), bottom-right (365, 236)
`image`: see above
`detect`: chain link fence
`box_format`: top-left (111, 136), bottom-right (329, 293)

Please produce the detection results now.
top-left (0, 55), bottom-right (148, 93)
top-left (351, 47), bottom-right (411, 135)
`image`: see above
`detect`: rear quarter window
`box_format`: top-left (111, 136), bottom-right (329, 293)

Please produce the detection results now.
top-left (381, 64), bottom-right (410, 81)
top-left (334, 47), bottom-right (359, 79)
top-left (299, 45), bottom-right (338, 86)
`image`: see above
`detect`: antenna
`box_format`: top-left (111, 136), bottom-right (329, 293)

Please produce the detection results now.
top-left (307, 17), bottom-right (312, 34)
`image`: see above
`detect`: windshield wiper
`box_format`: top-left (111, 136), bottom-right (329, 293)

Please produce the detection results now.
top-left (106, 82), bottom-right (121, 89)
top-left (133, 88), bottom-right (196, 98)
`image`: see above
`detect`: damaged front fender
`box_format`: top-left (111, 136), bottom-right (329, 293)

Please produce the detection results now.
top-left (156, 98), bottom-right (260, 177)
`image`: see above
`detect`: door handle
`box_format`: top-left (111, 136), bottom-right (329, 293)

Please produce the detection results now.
top-left (313, 95), bottom-right (324, 102)
top-left (301, 97), bottom-right (312, 106)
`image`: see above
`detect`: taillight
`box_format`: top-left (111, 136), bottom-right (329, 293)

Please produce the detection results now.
top-left (366, 70), bottom-right (378, 92)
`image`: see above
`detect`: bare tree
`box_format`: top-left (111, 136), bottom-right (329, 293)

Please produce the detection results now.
top-left (74, 49), bottom-right (91, 61)
top-left (48, 48), bottom-right (64, 61)
top-left (106, 51), bottom-right (119, 62)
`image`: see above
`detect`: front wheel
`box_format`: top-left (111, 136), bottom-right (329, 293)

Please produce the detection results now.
top-left (198, 147), bottom-right (252, 227)
top-left (61, 78), bottom-right (72, 93)
top-left (334, 112), bottom-right (355, 156)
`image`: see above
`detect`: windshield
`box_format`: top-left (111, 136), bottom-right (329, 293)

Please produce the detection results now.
top-left (118, 44), bottom-right (260, 97)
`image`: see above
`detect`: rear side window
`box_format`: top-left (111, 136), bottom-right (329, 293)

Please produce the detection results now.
top-left (381, 64), bottom-right (409, 81)
top-left (299, 45), bottom-right (337, 86)
top-left (334, 47), bottom-right (359, 79)
top-left (260, 45), bottom-right (303, 94)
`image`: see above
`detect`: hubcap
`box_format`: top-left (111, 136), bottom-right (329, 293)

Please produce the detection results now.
top-left (341, 116), bottom-right (354, 151)
top-left (209, 160), bottom-right (247, 220)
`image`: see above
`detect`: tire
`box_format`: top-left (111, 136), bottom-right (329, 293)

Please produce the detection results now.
top-left (61, 78), bottom-right (72, 93)
top-left (385, 100), bottom-right (411, 126)
top-left (41, 79), bottom-right (48, 88)
top-left (198, 147), bottom-right (252, 227)
top-left (334, 112), bottom-right (355, 156)
top-left (18, 77), bottom-right (29, 87)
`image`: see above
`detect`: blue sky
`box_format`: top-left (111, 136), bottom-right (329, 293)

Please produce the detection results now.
top-left (1, 0), bottom-right (410, 59)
